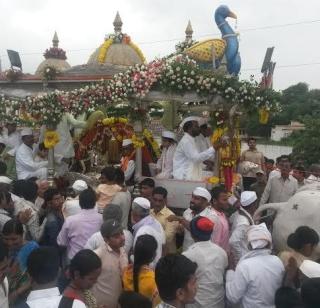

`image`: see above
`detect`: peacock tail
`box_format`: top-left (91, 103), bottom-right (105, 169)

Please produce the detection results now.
top-left (185, 39), bottom-right (226, 63)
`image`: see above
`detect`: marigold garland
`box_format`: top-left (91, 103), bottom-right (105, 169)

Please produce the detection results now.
top-left (129, 41), bottom-right (146, 63)
top-left (98, 39), bottom-right (114, 63)
top-left (132, 134), bottom-right (145, 148)
top-left (44, 130), bottom-right (60, 149)
top-left (143, 128), bottom-right (160, 158)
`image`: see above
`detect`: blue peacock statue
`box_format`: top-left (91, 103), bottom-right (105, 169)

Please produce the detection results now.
top-left (185, 5), bottom-right (241, 75)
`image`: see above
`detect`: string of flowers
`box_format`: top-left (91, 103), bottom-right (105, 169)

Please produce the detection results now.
top-left (143, 128), bottom-right (161, 158)
top-left (0, 54), bottom-right (281, 126)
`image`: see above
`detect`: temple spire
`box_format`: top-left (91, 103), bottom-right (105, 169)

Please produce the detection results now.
top-left (52, 31), bottom-right (59, 48)
top-left (185, 20), bottom-right (193, 41)
top-left (113, 11), bottom-right (123, 34)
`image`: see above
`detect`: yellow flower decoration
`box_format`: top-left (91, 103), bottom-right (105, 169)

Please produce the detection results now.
top-left (259, 107), bottom-right (270, 124)
top-left (98, 39), bottom-right (114, 63)
top-left (129, 42), bottom-right (146, 63)
top-left (44, 130), bottom-right (60, 149)
top-left (207, 176), bottom-right (220, 185)
top-left (143, 129), bottom-right (160, 158)
top-left (132, 135), bottom-right (145, 148)
top-left (211, 127), bottom-right (227, 145)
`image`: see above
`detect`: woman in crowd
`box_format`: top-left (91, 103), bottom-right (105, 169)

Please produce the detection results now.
top-left (2, 219), bottom-right (39, 305)
top-left (122, 234), bottom-right (160, 307)
top-left (64, 249), bottom-right (102, 308)
top-left (279, 226), bottom-right (319, 267)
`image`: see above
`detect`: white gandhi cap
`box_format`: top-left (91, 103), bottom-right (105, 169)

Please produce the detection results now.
top-left (72, 180), bottom-right (88, 192)
top-left (193, 187), bottom-right (212, 202)
top-left (122, 139), bottom-right (133, 147)
top-left (133, 197), bottom-right (151, 210)
top-left (180, 116), bottom-right (200, 128)
top-left (240, 191), bottom-right (257, 207)
top-left (300, 260), bottom-right (320, 278)
top-left (21, 128), bottom-right (33, 137)
top-left (162, 131), bottom-right (176, 141)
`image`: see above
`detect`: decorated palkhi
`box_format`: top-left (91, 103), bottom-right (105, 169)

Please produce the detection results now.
top-left (0, 5), bottom-right (280, 191)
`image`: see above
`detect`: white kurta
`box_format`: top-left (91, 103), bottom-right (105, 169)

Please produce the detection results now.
top-left (156, 144), bottom-right (176, 179)
top-left (54, 113), bottom-right (86, 158)
top-left (15, 143), bottom-right (48, 180)
top-left (183, 241), bottom-right (228, 308)
top-left (226, 249), bottom-right (284, 308)
top-left (1, 129), bottom-right (21, 150)
top-left (195, 134), bottom-right (211, 153)
top-left (229, 208), bottom-right (254, 265)
top-left (173, 133), bottom-right (215, 180)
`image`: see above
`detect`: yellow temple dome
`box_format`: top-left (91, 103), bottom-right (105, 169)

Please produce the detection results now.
top-left (35, 32), bottom-right (71, 76)
top-left (87, 12), bottom-right (146, 67)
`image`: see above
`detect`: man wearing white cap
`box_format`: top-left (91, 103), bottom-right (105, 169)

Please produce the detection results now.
top-left (62, 180), bottom-right (88, 218)
top-left (226, 223), bottom-right (285, 308)
top-left (120, 139), bottom-right (136, 186)
top-left (1, 121), bottom-right (21, 151)
top-left (173, 117), bottom-right (218, 181)
top-left (131, 197), bottom-right (165, 268)
top-left (15, 128), bottom-right (48, 180)
top-left (168, 187), bottom-right (215, 251)
top-left (229, 191), bottom-right (258, 266)
top-left (195, 118), bottom-right (213, 153)
top-left (155, 130), bottom-right (177, 179)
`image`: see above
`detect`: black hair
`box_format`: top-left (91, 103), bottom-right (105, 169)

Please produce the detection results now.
top-left (183, 121), bottom-right (194, 133)
top-left (44, 188), bottom-right (60, 203)
top-left (0, 190), bottom-right (12, 205)
top-left (276, 156), bottom-right (283, 164)
top-left (2, 219), bottom-right (24, 236)
top-left (69, 249), bottom-right (102, 279)
top-left (140, 178), bottom-right (155, 188)
top-left (0, 238), bottom-right (8, 262)
top-left (101, 166), bottom-right (116, 182)
top-left (79, 188), bottom-right (96, 209)
top-left (155, 254), bottom-right (197, 302)
top-left (266, 158), bottom-right (275, 165)
top-left (27, 247), bottom-right (60, 284)
top-left (287, 226), bottom-right (319, 250)
top-left (12, 180), bottom-right (38, 202)
top-left (114, 167), bottom-right (125, 185)
top-left (133, 235), bottom-right (157, 293)
top-left (301, 278), bottom-right (320, 308)
top-left (200, 123), bottom-right (208, 130)
top-left (0, 161), bottom-right (7, 175)
top-left (247, 137), bottom-right (256, 142)
top-left (152, 186), bottom-right (168, 198)
top-left (211, 185), bottom-right (227, 201)
top-left (118, 291), bottom-right (152, 308)
top-left (275, 287), bottom-right (303, 308)
top-left (294, 165), bottom-right (306, 174)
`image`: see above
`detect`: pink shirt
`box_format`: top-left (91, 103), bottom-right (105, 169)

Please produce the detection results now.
top-left (57, 209), bottom-right (103, 259)
top-left (211, 208), bottom-right (230, 254)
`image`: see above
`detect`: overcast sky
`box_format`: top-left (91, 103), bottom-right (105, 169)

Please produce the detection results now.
top-left (1, 0), bottom-right (319, 90)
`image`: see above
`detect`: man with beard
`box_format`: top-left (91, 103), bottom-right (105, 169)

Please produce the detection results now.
top-left (168, 187), bottom-right (214, 252)
top-left (173, 117), bottom-right (218, 181)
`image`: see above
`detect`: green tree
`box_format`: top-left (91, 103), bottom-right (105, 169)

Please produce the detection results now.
top-left (291, 117), bottom-right (320, 166)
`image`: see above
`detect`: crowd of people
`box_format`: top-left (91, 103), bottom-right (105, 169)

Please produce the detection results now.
top-left (0, 118), bottom-right (319, 307)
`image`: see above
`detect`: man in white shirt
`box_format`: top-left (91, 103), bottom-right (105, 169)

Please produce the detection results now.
top-left (156, 131), bottom-right (177, 179)
top-left (173, 117), bottom-right (217, 181)
top-left (306, 163), bottom-right (320, 184)
top-left (50, 113), bottom-right (86, 176)
top-left (229, 191), bottom-right (257, 266)
top-left (260, 161), bottom-right (298, 205)
top-left (168, 187), bottom-right (215, 252)
top-left (15, 128), bottom-right (48, 180)
top-left (120, 139), bottom-right (136, 186)
top-left (131, 197), bottom-right (165, 268)
top-left (183, 216), bottom-right (228, 308)
top-left (25, 247), bottom-right (85, 307)
top-left (226, 223), bottom-right (284, 308)
top-left (1, 122), bottom-right (21, 151)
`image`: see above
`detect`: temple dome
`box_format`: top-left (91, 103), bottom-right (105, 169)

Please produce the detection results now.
top-left (35, 32), bottom-right (71, 76)
top-left (87, 12), bottom-right (145, 67)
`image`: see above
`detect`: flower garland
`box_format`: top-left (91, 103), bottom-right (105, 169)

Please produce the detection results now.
top-left (98, 38), bottom-right (114, 63)
top-left (44, 47), bottom-right (67, 60)
top-left (0, 54), bottom-right (281, 126)
top-left (143, 128), bottom-right (160, 158)
top-left (129, 41), bottom-right (146, 63)
top-left (102, 117), bottom-right (128, 126)
top-left (44, 130), bottom-right (60, 149)
top-left (131, 134), bottom-right (145, 148)
top-left (42, 66), bottom-right (59, 81)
